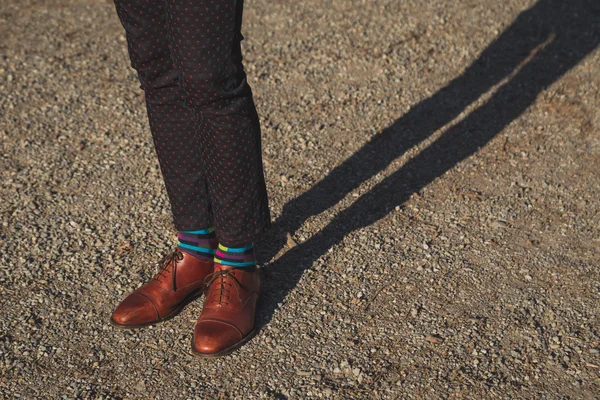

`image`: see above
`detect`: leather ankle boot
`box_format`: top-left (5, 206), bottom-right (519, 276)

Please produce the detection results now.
top-left (110, 250), bottom-right (213, 328)
top-left (191, 265), bottom-right (261, 357)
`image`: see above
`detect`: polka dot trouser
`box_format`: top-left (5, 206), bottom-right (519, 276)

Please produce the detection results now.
top-left (112, 0), bottom-right (271, 247)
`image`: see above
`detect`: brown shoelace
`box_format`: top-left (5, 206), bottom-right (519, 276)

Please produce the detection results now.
top-left (152, 250), bottom-right (184, 291)
top-left (202, 268), bottom-right (244, 306)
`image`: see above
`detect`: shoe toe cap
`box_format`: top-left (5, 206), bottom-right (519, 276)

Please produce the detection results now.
top-left (193, 320), bottom-right (243, 355)
top-left (111, 293), bottom-right (159, 326)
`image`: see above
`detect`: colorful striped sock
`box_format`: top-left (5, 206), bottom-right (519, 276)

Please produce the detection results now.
top-left (177, 227), bottom-right (218, 262)
top-left (214, 243), bottom-right (256, 270)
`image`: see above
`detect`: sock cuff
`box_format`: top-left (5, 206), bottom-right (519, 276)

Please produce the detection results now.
top-left (217, 242), bottom-right (254, 252)
top-left (177, 227), bottom-right (217, 262)
top-left (180, 226), bottom-right (215, 235)
top-left (214, 242), bottom-right (256, 267)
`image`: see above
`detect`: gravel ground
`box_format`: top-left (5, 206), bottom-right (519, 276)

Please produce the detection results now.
top-left (1, 0), bottom-right (599, 398)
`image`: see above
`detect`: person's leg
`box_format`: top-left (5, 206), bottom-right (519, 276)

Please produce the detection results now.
top-left (110, 0), bottom-right (216, 329)
top-left (163, 0), bottom-right (267, 356)
top-left (113, 0), bottom-right (213, 230)
top-left (165, 0), bottom-right (271, 248)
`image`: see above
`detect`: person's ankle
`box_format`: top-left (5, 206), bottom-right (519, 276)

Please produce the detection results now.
top-left (177, 227), bottom-right (217, 262)
top-left (213, 242), bottom-right (256, 270)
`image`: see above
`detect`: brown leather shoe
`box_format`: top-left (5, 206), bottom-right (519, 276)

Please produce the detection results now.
top-left (191, 265), bottom-right (261, 357)
top-left (110, 250), bottom-right (213, 329)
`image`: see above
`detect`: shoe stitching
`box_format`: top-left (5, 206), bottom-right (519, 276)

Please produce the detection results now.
top-left (196, 318), bottom-right (244, 338)
top-left (131, 292), bottom-right (160, 320)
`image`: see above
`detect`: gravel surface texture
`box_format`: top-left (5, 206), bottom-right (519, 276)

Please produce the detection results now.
top-left (1, 0), bottom-right (599, 398)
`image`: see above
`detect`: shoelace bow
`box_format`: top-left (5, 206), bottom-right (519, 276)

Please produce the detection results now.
top-left (152, 250), bottom-right (184, 291)
top-left (202, 268), bottom-right (243, 305)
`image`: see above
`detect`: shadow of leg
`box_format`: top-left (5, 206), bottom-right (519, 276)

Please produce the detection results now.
top-left (257, 0), bottom-right (575, 265)
top-left (256, 0), bottom-right (599, 329)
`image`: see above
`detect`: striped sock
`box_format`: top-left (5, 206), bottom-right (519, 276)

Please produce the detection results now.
top-left (214, 243), bottom-right (256, 270)
top-left (177, 227), bottom-right (218, 262)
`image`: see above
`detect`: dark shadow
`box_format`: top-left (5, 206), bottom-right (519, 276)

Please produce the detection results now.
top-left (256, 0), bottom-right (600, 329)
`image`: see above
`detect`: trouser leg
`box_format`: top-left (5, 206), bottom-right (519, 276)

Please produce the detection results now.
top-left (113, 0), bottom-right (213, 230)
top-left (165, 0), bottom-right (271, 247)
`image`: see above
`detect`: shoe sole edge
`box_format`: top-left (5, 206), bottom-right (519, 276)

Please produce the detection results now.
top-left (190, 326), bottom-right (258, 358)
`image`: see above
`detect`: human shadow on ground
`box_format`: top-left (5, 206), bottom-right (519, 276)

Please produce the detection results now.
top-left (256, 0), bottom-right (599, 330)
